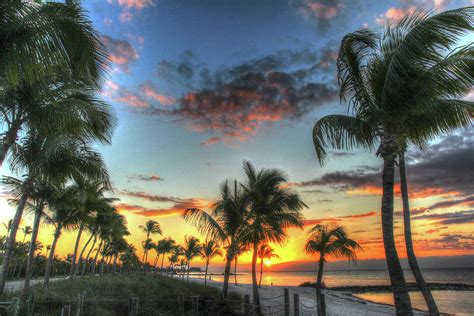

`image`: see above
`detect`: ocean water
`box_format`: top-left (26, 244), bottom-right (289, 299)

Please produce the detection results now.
top-left (207, 268), bottom-right (474, 314)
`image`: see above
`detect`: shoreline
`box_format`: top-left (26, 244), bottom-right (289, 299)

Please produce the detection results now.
top-left (179, 275), bottom-right (428, 315)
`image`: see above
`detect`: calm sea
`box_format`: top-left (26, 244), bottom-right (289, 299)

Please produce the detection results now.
top-left (208, 268), bottom-right (474, 315)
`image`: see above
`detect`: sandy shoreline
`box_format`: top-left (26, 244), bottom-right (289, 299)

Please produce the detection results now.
top-left (180, 275), bottom-right (428, 315)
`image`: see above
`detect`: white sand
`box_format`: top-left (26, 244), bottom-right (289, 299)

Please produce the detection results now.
top-left (181, 275), bottom-right (427, 315)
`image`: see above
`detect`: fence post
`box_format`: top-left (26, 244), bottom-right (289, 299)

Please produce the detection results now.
top-left (8, 297), bottom-right (19, 316)
top-left (191, 296), bottom-right (199, 316)
top-left (128, 297), bottom-right (139, 316)
top-left (26, 294), bottom-right (35, 316)
top-left (75, 294), bottom-right (84, 316)
top-left (178, 293), bottom-right (184, 314)
top-left (284, 288), bottom-right (290, 316)
top-left (61, 305), bottom-right (71, 316)
top-left (293, 293), bottom-right (300, 316)
top-left (321, 293), bottom-right (326, 315)
top-left (243, 294), bottom-right (250, 316)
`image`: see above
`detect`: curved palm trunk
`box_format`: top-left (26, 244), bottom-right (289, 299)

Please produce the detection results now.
top-left (251, 240), bottom-right (261, 314)
top-left (44, 224), bottom-right (62, 286)
top-left (83, 234), bottom-right (97, 276)
top-left (23, 203), bottom-right (43, 296)
top-left (76, 231), bottom-right (95, 277)
top-left (186, 261), bottom-right (191, 281)
top-left (0, 118), bottom-right (22, 166)
top-left (113, 254), bottom-right (118, 274)
top-left (153, 253), bottom-right (160, 270)
top-left (204, 260), bottom-right (209, 285)
top-left (160, 253), bottom-right (165, 274)
top-left (399, 152), bottom-right (439, 315)
top-left (91, 239), bottom-right (104, 275)
top-left (69, 223), bottom-right (84, 279)
top-left (0, 190), bottom-right (29, 295)
top-left (222, 250), bottom-right (233, 297)
top-left (316, 255), bottom-right (325, 316)
top-left (380, 139), bottom-right (413, 315)
top-left (258, 257), bottom-right (264, 288)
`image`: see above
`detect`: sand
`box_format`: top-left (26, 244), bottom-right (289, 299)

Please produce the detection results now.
top-left (182, 275), bottom-right (427, 315)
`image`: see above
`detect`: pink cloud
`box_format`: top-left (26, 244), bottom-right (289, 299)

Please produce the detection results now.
top-left (101, 35), bottom-right (139, 72)
top-left (141, 83), bottom-right (176, 106)
top-left (115, 0), bottom-right (154, 23)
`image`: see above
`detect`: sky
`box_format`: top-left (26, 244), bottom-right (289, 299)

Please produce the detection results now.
top-left (1, 0), bottom-right (473, 271)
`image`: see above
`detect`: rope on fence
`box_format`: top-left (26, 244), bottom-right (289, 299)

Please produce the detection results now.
top-left (260, 294), bottom-right (284, 301)
top-left (300, 301), bottom-right (317, 309)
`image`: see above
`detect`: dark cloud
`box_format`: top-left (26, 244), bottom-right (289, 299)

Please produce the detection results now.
top-left (413, 210), bottom-right (474, 225)
top-left (428, 195), bottom-right (474, 210)
top-left (127, 174), bottom-right (164, 182)
top-left (303, 211), bottom-right (377, 226)
top-left (120, 190), bottom-right (177, 203)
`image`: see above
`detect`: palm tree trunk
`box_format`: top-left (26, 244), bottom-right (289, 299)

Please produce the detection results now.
top-left (113, 254), bottom-right (117, 274)
top-left (258, 258), bottom-right (264, 288)
top-left (251, 240), bottom-right (261, 313)
top-left (44, 224), bottom-right (62, 286)
top-left (153, 253), bottom-right (160, 269)
top-left (234, 257), bottom-right (238, 285)
top-left (380, 138), bottom-right (413, 315)
top-left (160, 253), bottom-right (165, 274)
top-left (69, 223), bottom-right (84, 279)
top-left (204, 260), bottom-right (209, 285)
top-left (316, 255), bottom-right (325, 316)
top-left (83, 234), bottom-right (97, 276)
top-left (91, 239), bottom-right (103, 275)
top-left (399, 151), bottom-right (439, 315)
top-left (76, 231), bottom-right (95, 277)
top-left (0, 190), bottom-right (29, 295)
top-left (186, 261), bottom-right (190, 281)
top-left (23, 203), bottom-right (43, 296)
top-left (0, 117), bottom-right (22, 166)
top-left (222, 250), bottom-right (233, 297)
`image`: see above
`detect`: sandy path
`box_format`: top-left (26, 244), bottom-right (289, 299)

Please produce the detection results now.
top-left (183, 275), bottom-right (427, 315)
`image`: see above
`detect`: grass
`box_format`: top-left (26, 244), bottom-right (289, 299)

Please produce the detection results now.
top-left (11, 273), bottom-right (242, 315)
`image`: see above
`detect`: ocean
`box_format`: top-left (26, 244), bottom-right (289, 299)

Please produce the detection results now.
top-left (208, 268), bottom-right (474, 315)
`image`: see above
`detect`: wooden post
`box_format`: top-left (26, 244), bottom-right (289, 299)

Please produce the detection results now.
top-left (293, 293), bottom-right (300, 316)
top-left (321, 293), bottom-right (326, 315)
top-left (61, 305), bottom-right (71, 316)
top-left (284, 288), bottom-right (290, 316)
top-left (75, 294), bottom-right (84, 316)
top-left (8, 297), bottom-right (20, 316)
top-left (191, 296), bottom-right (199, 316)
top-left (178, 293), bottom-right (184, 314)
top-left (243, 294), bottom-right (250, 316)
top-left (26, 294), bottom-right (35, 316)
top-left (128, 297), bottom-right (139, 316)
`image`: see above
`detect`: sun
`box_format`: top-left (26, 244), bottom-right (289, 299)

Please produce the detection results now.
top-left (263, 259), bottom-right (273, 267)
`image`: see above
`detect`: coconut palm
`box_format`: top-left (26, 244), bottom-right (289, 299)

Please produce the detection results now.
top-left (168, 245), bottom-right (184, 275)
top-left (241, 161), bottom-right (306, 310)
top-left (230, 242), bottom-right (249, 286)
top-left (139, 220), bottom-right (162, 264)
top-left (0, 133), bottom-right (109, 294)
top-left (21, 226), bottom-right (32, 243)
top-left (183, 179), bottom-right (249, 297)
top-left (200, 240), bottom-right (222, 285)
top-left (182, 236), bottom-right (201, 282)
top-left (304, 225), bottom-right (361, 316)
top-left (312, 8), bottom-right (473, 315)
top-left (0, 1), bottom-right (111, 165)
top-left (158, 238), bottom-right (176, 273)
top-left (258, 244), bottom-right (279, 288)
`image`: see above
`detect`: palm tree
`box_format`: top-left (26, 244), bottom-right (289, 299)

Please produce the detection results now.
top-left (304, 225), bottom-right (361, 316)
top-left (183, 179), bottom-right (249, 297)
top-left (159, 238), bottom-right (176, 273)
top-left (139, 220), bottom-right (162, 265)
top-left (168, 245), bottom-right (184, 275)
top-left (200, 240), bottom-right (222, 285)
top-left (312, 8), bottom-right (472, 315)
top-left (241, 161), bottom-right (306, 310)
top-left (2, 220), bottom-right (12, 249)
top-left (230, 243), bottom-right (249, 286)
top-left (182, 236), bottom-right (201, 281)
top-left (0, 1), bottom-right (111, 165)
top-left (21, 226), bottom-right (32, 243)
top-left (0, 133), bottom-right (109, 294)
top-left (258, 244), bottom-right (279, 288)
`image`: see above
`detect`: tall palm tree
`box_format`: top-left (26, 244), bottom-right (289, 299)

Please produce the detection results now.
top-left (0, 1), bottom-right (112, 165)
top-left (258, 244), bottom-right (279, 288)
top-left (230, 242), bottom-right (249, 286)
top-left (168, 245), bottom-right (184, 275)
top-left (159, 238), bottom-right (176, 273)
top-left (0, 133), bottom-right (109, 294)
top-left (182, 236), bottom-right (201, 282)
top-left (2, 220), bottom-right (12, 249)
top-left (139, 220), bottom-right (162, 265)
top-left (21, 226), bottom-right (32, 243)
top-left (183, 179), bottom-right (249, 297)
top-left (200, 240), bottom-right (222, 285)
top-left (304, 225), bottom-right (361, 316)
top-left (312, 8), bottom-right (472, 315)
top-left (241, 161), bottom-right (306, 311)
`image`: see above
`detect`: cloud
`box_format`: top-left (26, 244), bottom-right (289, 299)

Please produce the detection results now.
top-left (103, 82), bottom-right (175, 110)
top-left (153, 48), bottom-right (339, 146)
top-left (140, 83), bottom-right (176, 106)
top-left (120, 190), bottom-right (178, 203)
top-left (413, 210), bottom-right (474, 225)
top-left (115, 0), bottom-right (154, 23)
top-left (303, 211), bottom-right (377, 226)
top-left (127, 174), bottom-right (164, 182)
top-left (101, 35), bottom-right (139, 72)
top-left (291, 0), bottom-right (348, 31)
top-left (376, 0), bottom-right (451, 25)
top-left (428, 196), bottom-right (474, 210)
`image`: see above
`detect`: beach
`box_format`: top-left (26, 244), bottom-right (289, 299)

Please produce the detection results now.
top-left (183, 275), bottom-right (427, 315)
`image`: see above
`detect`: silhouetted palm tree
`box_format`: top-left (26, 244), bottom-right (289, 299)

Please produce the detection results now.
top-left (312, 8), bottom-right (472, 315)
top-left (182, 236), bottom-right (201, 281)
top-left (200, 240), bottom-right (222, 285)
top-left (21, 226), bottom-right (32, 243)
top-left (241, 161), bottom-right (306, 311)
top-left (139, 220), bottom-right (162, 265)
top-left (184, 179), bottom-right (249, 297)
top-left (305, 225), bottom-right (361, 316)
top-left (258, 244), bottom-right (279, 288)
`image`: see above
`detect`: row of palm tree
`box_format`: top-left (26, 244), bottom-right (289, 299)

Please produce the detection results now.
top-left (0, 0), bottom-right (118, 296)
top-left (312, 7), bottom-right (473, 315)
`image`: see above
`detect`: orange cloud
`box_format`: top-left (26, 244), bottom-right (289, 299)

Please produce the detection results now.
top-left (303, 211), bottom-right (377, 227)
